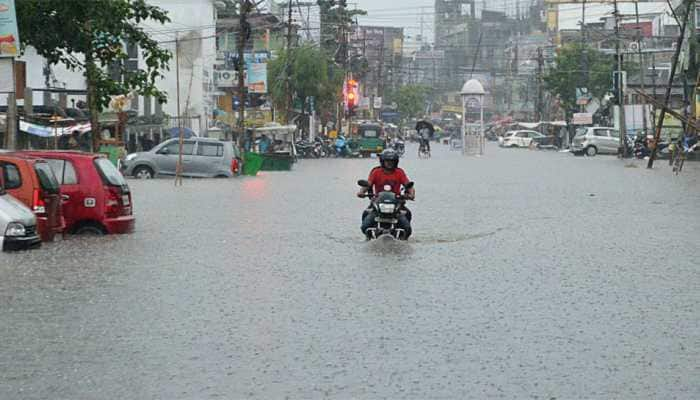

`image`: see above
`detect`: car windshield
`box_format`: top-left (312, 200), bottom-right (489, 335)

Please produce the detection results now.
top-left (575, 128), bottom-right (587, 136)
top-left (94, 157), bottom-right (127, 186)
top-left (363, 129), bottom-right (378, 137)
top-left (34, 162), bottom-right (60, 194)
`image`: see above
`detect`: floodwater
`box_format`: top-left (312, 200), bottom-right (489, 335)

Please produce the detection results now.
top-left (1, 143), bottom-right (699, 399)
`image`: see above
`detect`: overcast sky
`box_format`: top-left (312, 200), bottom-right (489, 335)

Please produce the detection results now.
top-left (354, 0), bottom-right (435, 48)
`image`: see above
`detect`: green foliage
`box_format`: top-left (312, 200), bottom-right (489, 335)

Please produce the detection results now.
top-left (269, 45), bottom-right (339, 120)
top-left (317, 0), bottom-right (366, 64)
top-left (16, 0), bottom-right (172, 110)
top-left (544, 43), bottom-right (615, 115)
top-left (389, 85), bottom-right (431, 121)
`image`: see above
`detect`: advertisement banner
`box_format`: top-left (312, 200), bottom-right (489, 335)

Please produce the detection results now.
top-left (572, 113), bottom-right (593, 125)
top-left (246, 62), bottom-right (267, 93)
top-left (0, 0), bottom-right (19, 57)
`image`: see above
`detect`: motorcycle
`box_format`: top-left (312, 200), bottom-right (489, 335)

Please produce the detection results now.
top-left (358, 179), bottom-right (414, 240)
top-left (334, 136), bottom-right (360, 158)
top-left (295, 140), bottom-right (316, 158)
top-left (312, 137), bottom-right (327, 158)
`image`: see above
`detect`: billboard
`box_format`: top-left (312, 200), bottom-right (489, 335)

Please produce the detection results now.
top-left (0, 0), bottom-right (19, 57)
top-left (246, 62), bottom-right (267, 94)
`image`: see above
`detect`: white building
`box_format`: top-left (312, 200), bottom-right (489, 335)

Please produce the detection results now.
top-left (14, 0), bottom-right (218, 135)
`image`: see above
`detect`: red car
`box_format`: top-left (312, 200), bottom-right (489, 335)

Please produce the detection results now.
top-left (0, 153), bottom-right (64, 241)
top-left (18, 151), bottom-right (135, 234)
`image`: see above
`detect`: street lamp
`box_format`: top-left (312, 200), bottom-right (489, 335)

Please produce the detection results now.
top-left (460, 78), bottom-right (485, 155)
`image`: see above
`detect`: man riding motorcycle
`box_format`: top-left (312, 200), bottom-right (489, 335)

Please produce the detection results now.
top-left (357, 149), bottom-right (415, 239)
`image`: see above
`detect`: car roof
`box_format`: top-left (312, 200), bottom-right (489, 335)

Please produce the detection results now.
top-left (0, 153), bottom-right (47, 163)
top-left (18, 150), bottom-right (101, 160)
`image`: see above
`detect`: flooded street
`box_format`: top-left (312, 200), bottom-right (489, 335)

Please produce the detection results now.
top-left (1, 143), bottom-right (699, 399)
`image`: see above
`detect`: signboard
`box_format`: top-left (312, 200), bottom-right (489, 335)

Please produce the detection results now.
top-left (373, 96), bottom-right (382, 109)
top-left (246, 62), bottom-right (267, 93)
top-left (359, 96), bottom-right (370, 111)
top-left (572, 112), bottom-right (593, 125)
top-left (0, 0), bottom-right (19, 57)
top-left (576, 87), bottom-right (590, 105)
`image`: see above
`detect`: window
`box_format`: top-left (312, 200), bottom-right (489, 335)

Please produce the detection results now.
top-left (197, 142), bottom-right (224, 157)
top-left (1, 163), bottom-right (21, 189)
top-left (34, 162), bottom-right (60, 194)
top-left (593, 129), bottom-right (608, 137)
top-left (163, 140), bottom-right (195, 155)
top-left (516, 132), bottom-right (528, 138)
top-left (46, 159), bottom-right (78, 185)
top-left (528, 132), bottom-right (541, 138)
top-left (94, 158), bottom-right (127, 187)
top-left (609, 130), bottom-right (620, 138)
top-left (363, 130), bottom-right (378, 138)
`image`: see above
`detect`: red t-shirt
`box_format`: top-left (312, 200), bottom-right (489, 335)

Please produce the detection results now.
top-left (368, 167), bottom-right (409, 196)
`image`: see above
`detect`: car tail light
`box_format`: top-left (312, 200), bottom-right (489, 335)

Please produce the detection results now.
top-left (104, 186), bottom-right (122, 218)
top-left (231, 158), bottom-right (239, 174)
top-left (32, 189), bottom-right (47, 215)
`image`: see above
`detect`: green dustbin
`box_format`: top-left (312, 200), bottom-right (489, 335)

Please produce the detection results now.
top-left (260, 153), bottom-right (293, 171)
top-left (243, 152), bottom-right (263, 176)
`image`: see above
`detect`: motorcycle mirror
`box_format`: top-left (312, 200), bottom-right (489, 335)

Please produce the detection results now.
top-left (405, 181), bottom-right (414, 189)
top-left (357, 179), bottom-right (369, 187)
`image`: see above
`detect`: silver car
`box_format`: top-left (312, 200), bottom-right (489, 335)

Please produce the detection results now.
top-left (122, 138), bottom-right (239, 179)
top-left (571, 127), bottom-right (620, 156)
top-left (0, 169), bottom-right (40, 251)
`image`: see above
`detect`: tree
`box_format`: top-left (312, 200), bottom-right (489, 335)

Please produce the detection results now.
top-left (268, 45), bottom-right (335, 124)
top-left (388, 85), bottom-right (431, 122)
top-left (16, 0), bottom-right (172, 151)
top-left (544, 43), bottom-right (615, 117)
top-left (317, 0), bottom-right (366, 65)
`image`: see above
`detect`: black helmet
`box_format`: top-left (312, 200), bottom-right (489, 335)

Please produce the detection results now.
top-left (379, 149), bottom-right (399, 170)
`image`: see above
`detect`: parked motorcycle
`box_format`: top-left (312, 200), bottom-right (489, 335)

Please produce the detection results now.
top-left (295, 140), bottom-right (316, 158)
top-left (358, 179), bottom-right (414, 240)
top-left (334, 136), bottom-right (360, 157)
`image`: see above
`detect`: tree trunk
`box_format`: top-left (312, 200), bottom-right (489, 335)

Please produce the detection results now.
top-left (85, 53), bottom-right (100, 153)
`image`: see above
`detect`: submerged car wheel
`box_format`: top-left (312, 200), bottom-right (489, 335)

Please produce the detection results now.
top-left (133, 165), bottom-right (154, 179)
top-left (585, 146), bottom-right (598, 156)
top-left (74, 224), bottom-right (106, 235)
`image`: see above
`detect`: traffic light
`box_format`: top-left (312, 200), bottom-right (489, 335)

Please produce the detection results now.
top-left (344, 78), bottom-right (359, 116)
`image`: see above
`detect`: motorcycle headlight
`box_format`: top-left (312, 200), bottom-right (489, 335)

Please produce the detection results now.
top-left (5, 222), bottom-right (26, 237)
top-left (378, 203), bottom-right (396, 213)
top-left (125, 153), bottom-right (138, 161)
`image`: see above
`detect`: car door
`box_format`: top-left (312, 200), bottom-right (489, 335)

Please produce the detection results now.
top-left (192, 141), bottom-right (225, 177)
top-left (46, 158), bottom-right (81, 230)
top-left (606, 129), bottom-right (621, 154)
top-left (154, 139), bottom-right (195, 175)
top-left (516, 131), bottom-right (529, 147)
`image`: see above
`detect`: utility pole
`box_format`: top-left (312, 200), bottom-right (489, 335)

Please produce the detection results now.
top-left (613, 0), bottom-right (628, 157)
top-left (237, 0), bottom-right (252, 136)
top-left (5, 60), bottom-right (17, 150)
top-left (580, 0), bottom-right (588, 114)
top-left (175, 33), bottom-right (184, 186)
top-left (285, 0), bottom-right (293, 124)
top-left (635, 0), bottom-right (648, 136)
top-left (536, 47), bottom-right (543, 122)
top-left (648, 0), bottom-right (692, 168)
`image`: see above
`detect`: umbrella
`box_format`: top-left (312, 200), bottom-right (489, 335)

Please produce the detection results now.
top-left (168, 127), bottom-right (196, 139)
top-left (415, 120), bottom-right (435, 138)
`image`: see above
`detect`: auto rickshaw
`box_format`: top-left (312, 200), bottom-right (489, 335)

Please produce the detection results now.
top-left (356, 122), bottom-right (385, 156)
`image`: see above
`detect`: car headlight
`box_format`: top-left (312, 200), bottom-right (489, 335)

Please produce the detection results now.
top-left (378, 203), bottom-right (396, 213)
top-left (5, 222), bottom-right (26, 237)
top-left (125, 153), bottom-right (138, 161)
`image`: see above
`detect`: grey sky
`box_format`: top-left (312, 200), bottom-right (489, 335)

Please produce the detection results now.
top-left (355, 0), bottom-right (435, 45)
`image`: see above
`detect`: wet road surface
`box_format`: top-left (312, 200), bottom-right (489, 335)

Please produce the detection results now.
top-left (1, 143), bottom-right (699, 399)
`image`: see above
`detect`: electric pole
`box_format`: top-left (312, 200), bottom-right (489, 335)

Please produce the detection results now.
top-left (635, 0), bottom-right (648, 137)
top-left (536, 47), bottom-right (544, 122)
top-left (285, 0), bottom-right (293, 124)
top-left (175, 33), bottom-right (184, 186)
top-left (613, 0), bottom-right (628, 157)
top-left (237, 0), bottom-right (252, 137)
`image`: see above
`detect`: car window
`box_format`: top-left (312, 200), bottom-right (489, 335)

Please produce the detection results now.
top-left (1, 163), bottom-right (21, 189)
top-left (363, 130), bottom-right (378, 137)
top-left (46, 159), bottom-right (79, 185)
top-left (164, 140), bottom-right (195, 155)
top-left (575, 128), bottom-right (587, 137)
top-left (528, 132), bottom-right (541, 138)
top-left (609, 130), bottom-right (620, 138)
top-left (593, 129), bottom-right (608, 137)
top-left (197, 142), bottom-right (224, 157)
top-left (94, 158), bottom-right (127, 187)
top-left (517, 132), bottom-right (528, 138)
top-left (34, 162), bottom-right (60, 194)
